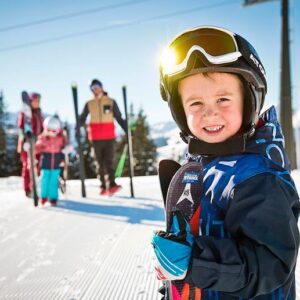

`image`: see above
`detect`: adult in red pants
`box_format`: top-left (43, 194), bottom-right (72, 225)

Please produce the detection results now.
top-left (78, 79), bottom-right (127, 195)
top-left (17, 92), bottom-right (44, 197)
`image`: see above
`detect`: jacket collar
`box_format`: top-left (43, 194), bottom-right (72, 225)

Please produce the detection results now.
top-left (187, 106), bottom-right (290, 170)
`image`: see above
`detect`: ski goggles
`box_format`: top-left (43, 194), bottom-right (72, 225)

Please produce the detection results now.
top-left (160, 26), bottom-right (242, 77)
top-left (46, 129), bottom-right (60, 136)
top-left (91, 84), bottom-right (103, 91)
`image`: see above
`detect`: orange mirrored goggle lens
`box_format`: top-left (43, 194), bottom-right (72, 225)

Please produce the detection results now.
top-left (168, 27), bottom-right (238, 66)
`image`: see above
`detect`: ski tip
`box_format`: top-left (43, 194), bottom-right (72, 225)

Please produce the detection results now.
top-left (158, 159), bottom-right (181, 170)
top-left (21, 91), bottom-right (30, 101)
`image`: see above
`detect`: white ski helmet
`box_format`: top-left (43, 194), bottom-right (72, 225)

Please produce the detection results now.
top-left (43, 116), bottom-right (61, 132)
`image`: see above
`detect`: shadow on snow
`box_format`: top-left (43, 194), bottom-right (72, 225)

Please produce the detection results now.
top-left (46, 198), bottom-right (165, 225)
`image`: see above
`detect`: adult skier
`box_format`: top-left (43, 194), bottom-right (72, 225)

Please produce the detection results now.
top-left (17, 92), bottom-right (43, 197)
top-left (78, 79), bottom-right (127, 195)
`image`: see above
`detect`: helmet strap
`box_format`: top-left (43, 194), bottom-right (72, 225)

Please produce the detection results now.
top-left (179, 131), bottom-right (190, 144)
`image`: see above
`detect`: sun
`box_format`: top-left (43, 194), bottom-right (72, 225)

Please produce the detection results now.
top-left (160, 47), bottom-right (177, 75)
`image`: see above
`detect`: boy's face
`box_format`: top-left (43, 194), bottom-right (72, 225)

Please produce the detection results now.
top-left (179, 72), bottom-right (243, 143)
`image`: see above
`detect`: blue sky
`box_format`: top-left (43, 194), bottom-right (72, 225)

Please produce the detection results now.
top-left (0, 0), bottom-right (299, 126)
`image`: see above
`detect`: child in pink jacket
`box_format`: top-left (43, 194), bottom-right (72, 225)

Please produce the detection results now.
top-left (35, 116), bottom-right (68, 206)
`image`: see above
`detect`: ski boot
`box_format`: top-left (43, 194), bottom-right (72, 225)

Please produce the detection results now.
top-left (40, 198), bottom-right (47, 205)
top-left (50, 199), bottom-right (57, 207)
top-left (108, 184), bottom-right (122, 196)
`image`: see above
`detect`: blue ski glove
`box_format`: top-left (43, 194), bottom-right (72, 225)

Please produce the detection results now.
top-left (152, 210), bottom-right (194, 281)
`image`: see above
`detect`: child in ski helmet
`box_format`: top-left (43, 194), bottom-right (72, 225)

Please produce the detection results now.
top-left (17, 91), bottom-right (43, 197)
top-left (35, 115), bottom-right (68, 206)
top-left (152, 26), bottom-right (299, 299)
top-left (43, 115), bottom-right (61, 136)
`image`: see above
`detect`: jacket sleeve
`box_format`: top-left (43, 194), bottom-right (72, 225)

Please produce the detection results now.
top-left (112, 100), bottom-right (127, 133)
top-left (78, 103), bottom-right (89, 128)
top-left (35, 135), bottom-right (46, 155)
top-left (187, 173), bottom-right (300, 298)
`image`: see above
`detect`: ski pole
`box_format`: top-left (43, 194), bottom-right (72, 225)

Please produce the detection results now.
top-left (71, 82), bottom-right (86, 198)
top-left (122, 86), bottom-right (134, 198)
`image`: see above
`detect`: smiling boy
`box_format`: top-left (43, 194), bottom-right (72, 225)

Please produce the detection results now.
top-left (152, 26), bottom-right (300, 300)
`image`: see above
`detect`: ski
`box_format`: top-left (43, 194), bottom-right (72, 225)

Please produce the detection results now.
top-left (21, 91), bottom-right (39, 207)
top-left (158, 159), bottom-right (181, 208)
top-left (71, 83), bottom-right (86, 198)
top-left (115, 143), bottom-right (128, 178)
top-left (158, 159), bottom-right (203, 300)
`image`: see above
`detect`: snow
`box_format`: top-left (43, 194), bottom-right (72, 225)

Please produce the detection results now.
top-left (0, 171), bottom-right (300, 299)
top-left (0, 176), bottom-right (164, 299)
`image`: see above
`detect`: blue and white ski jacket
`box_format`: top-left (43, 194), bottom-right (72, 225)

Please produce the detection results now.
top-left (186, 106), bottom-right (300, 300)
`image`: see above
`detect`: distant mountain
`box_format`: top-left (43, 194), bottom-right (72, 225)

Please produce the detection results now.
top-left (150, 120), bottom-right (177, 147)
top-left (3, 111), bottom-right (19, 129)
top-left (150, 120), bottom-right (187, 162)
top-left (151, 121), bottom-right (177, 137)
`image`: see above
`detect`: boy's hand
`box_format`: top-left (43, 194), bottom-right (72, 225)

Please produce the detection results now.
top-left (152, 210), bottom-right (194, 281)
